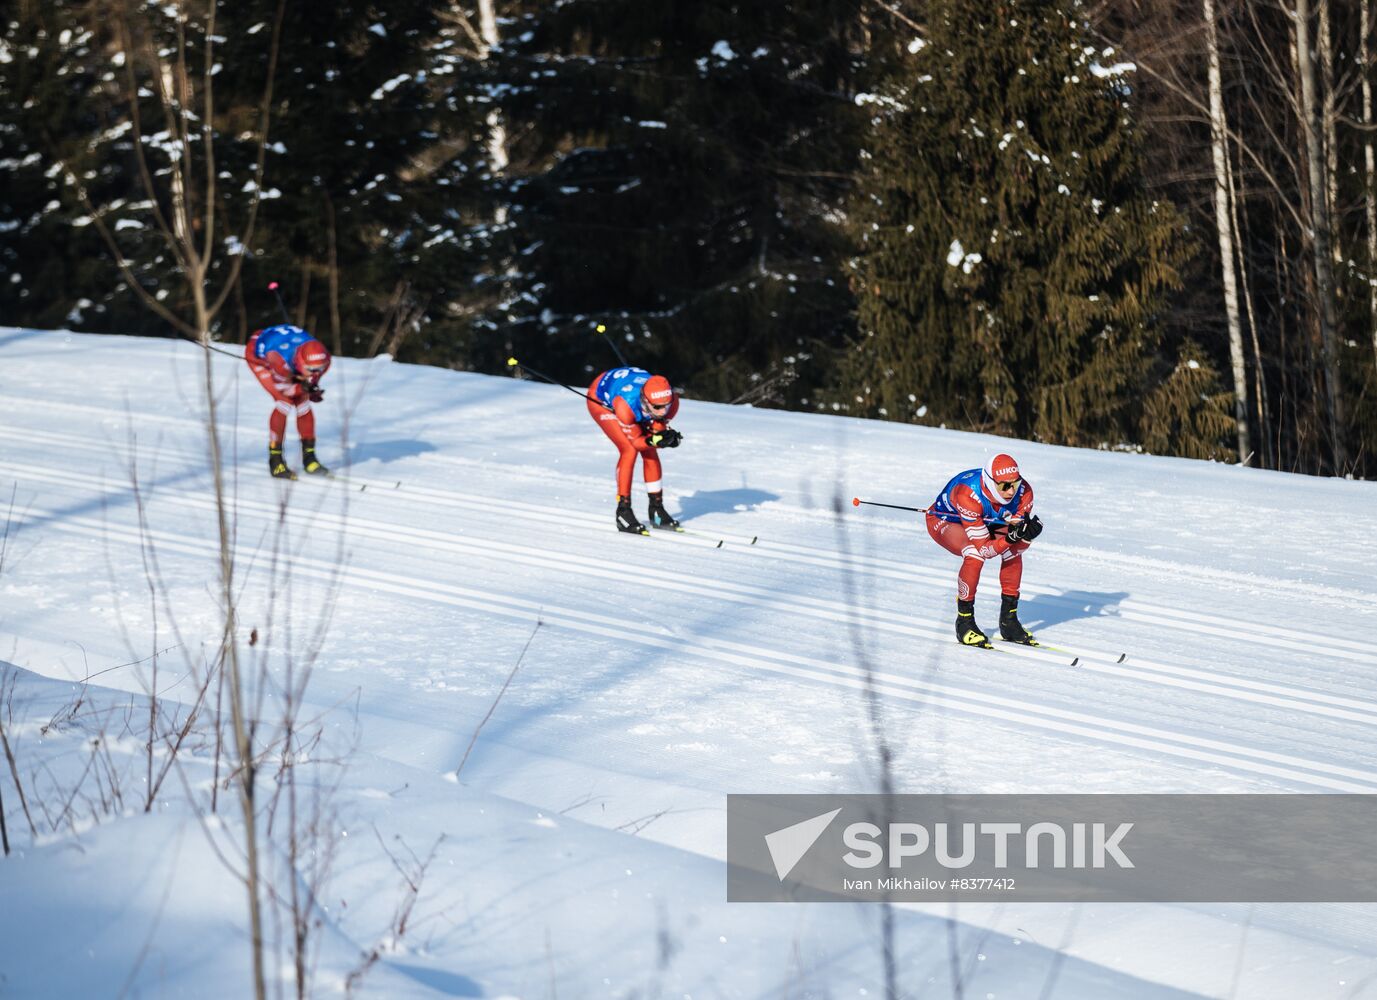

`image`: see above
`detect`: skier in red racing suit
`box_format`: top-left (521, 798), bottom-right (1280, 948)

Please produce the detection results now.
top-left (926, 452), bottom-right (1044, 647)
top-left (587, 366), bottom-right (682, 534)
top-left (244, 324), bottom-right (331, 480)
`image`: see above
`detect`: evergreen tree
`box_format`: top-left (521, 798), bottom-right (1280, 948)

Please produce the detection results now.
top-left (487, 0), bottom-right (863, 404)
top-left (1, 1), bottom-right (493, 354)
top-left (0, 4), bottom-right (148, 335)
top-left (4, 1), bottom-right (293, 341)
top-left (841, 0), bottom-right (1189, 447)
top-left (1139, 340), bottom-right (1235, 460)
top-left (220, 0), bottom-right (491, 354)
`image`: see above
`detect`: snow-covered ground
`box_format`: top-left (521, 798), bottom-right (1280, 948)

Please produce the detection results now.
top-left (1, 326), bottom-right (1375, 998)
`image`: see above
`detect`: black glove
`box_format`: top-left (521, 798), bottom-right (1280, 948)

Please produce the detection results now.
top-left (646, 426), bottom-right (682, 449)
top-left (306, 384), bottom-right (324, 403)
top-left (1006, 515), bottom-right (1043, 544)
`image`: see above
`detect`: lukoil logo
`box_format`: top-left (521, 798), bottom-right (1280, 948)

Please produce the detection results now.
top-left (764, 813), bottom-right (1134, 881)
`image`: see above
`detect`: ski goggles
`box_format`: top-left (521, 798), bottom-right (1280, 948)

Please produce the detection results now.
top-left (643, 399), bottom-right (671, 416)
top-left (995, 478), bottom-right (1021, 493)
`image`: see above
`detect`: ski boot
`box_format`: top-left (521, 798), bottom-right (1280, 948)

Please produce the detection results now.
top-left (955, 599), bottom-right (991, 648)
top-left (647, 491), bottom-right (682, 531)
top-left (616, 494), bottom-right (648, 535)
top-left (269, 442), bottom-right (296, 480)
top-left (999, 593), bottom-right (1038, 646)
top-left (301, 438), bottom-right (330, 476)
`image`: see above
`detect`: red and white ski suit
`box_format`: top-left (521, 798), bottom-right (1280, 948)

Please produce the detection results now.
top-left (245, 330), bottom-right (327, 445)
top-left (586, 373), bottom-right (680, 497)
top-left (926, 476), bottom-right (1035, 601)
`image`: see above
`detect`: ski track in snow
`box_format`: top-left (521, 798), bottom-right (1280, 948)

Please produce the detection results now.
top-left (0, 446), bottom-right (1373, 711)
top-left (8, 456), bottom-right (1377, 799)
top-left (4, 415), bottom-right (1377, 793)
top-left (4, 329), bottom-right (1377, 997)
top-left (1, 414), bottom-right (1371, 658)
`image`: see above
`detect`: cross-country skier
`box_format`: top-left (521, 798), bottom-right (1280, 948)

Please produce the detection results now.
top-left (926, 453), bottom-right (1044, 647)
top-left (587, 366), bottom-right (683, 534)
top-left (244, 324), bottom-right (332, 480)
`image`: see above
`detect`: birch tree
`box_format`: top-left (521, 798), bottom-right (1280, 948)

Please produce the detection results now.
top-left (1363, 0), bottom-right (1377, 371)
top-left (477, 0), bottom-right (509, 181)
top-left (1205, 0), bottom-right (1253, 463)
top-left (1293, 0), bottom-right (1348, 472)
top-left (1319, 0), bottom-right (1341, 272)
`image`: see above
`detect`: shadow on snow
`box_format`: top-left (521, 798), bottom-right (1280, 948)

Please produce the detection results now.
top-left (674, 487), bottom-right (779, 523)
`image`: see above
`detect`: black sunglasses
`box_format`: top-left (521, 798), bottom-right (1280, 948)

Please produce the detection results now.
top-left (996, 478), bottom-right (1020, 491)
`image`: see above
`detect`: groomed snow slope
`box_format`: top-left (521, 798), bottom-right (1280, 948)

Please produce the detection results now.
top-left (1, 327), bottom-right (1375, 998)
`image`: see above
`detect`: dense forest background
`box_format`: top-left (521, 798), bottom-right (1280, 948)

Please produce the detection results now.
top-left (4, 0), bottom-right (1377, 476)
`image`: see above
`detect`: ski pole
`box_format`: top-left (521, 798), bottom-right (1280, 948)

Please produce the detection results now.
top-left (204, 342), bottom-right (243, 360)
top-left (853, 496), bottom-right (1009, 529)
top-left (507, 357), bottom-right (613, 411)
top-left (596, 323), bottom-right (629, 367)
top-left (267, 280), bottom-right (293, 324)
top-left (852, 497), bottom-right (929, 513)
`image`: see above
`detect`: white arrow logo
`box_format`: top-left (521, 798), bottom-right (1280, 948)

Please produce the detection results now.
top-left (764, 808), bottom-right (842, 881)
